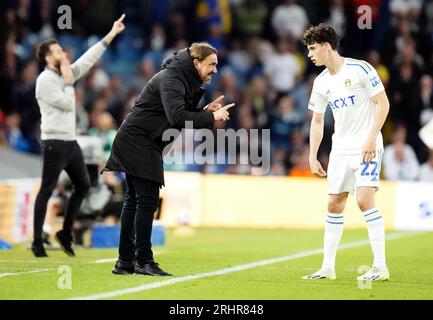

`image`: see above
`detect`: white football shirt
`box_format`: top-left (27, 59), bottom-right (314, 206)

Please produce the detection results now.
top-left (308, 57), bottom-right (386, 154)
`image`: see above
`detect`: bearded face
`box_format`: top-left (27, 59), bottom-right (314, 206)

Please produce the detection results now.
top-left (194, 53), bottom-right (218, 84)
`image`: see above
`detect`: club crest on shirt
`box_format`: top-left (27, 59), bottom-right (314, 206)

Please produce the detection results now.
top-left (344, 79), bottom-right (352, 89)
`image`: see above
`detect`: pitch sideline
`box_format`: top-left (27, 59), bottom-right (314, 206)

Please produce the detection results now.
top-left (68, 231), bottom-right (422, 300)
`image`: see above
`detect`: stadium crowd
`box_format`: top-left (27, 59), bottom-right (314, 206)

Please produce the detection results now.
top-left (1, 0), bottom-right (433, 181)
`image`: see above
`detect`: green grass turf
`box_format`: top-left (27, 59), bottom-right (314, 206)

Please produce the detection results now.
top-left (0, 228), bottom-right (432, 300)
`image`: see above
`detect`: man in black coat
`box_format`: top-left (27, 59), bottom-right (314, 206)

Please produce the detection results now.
top-left (103, 42), bottom-right (234, 276)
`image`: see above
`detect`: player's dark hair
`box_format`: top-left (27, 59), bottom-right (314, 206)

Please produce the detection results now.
top-left (189, 42), bottom-right (218, 61)
top-left (302, 23), bottom-right (340, 50)
top-left (36, 39), bottom-right (58, 68)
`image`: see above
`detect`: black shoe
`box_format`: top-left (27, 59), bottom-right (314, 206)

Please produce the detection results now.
top-left (135, 261), bottom-right (172, 276)
top-left (31, 241), bottom-right (48, 257)
top-left (112, 259), bottom-right (135, 275)
top-left (42, 231), bottom-right (52, 246)
top-left (55, 230), bottom-right (75, 257)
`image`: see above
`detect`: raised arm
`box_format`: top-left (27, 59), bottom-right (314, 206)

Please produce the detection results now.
top-left (71, 14), bottom-right (126, 81)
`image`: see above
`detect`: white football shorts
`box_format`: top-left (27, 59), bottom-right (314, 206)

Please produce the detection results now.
top-left (327, 149), bottom-right (384, 195)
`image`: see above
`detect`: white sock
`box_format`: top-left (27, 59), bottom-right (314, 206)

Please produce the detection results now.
top-left (363, 208), bottom-right (386, 269)
top-left (321, 213), bottom-right (344, 270)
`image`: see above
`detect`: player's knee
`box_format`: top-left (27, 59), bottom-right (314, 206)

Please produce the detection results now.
top-left (327, 198), bottom-right (344, 213)
top-left (357, 200), bottom-right (374, 212)
top-left (356, 196), bottom-right (374, 212)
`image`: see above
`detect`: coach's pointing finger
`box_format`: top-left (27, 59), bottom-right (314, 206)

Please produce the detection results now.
top-left (213, 103), bottom-right (235, 121)
top-left (222, 103), bottom-right (235, 111)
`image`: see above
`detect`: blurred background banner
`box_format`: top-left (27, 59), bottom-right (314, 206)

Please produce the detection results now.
top-left (394, 181), bottom-right (433, 230)
top-left (2, 171), bottom-right (433, 244)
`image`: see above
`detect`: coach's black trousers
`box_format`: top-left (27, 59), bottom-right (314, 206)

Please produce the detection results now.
top-left (118, 174), bottom-right (160, 263)
top-left (33, 140), bottom-right (90, 243)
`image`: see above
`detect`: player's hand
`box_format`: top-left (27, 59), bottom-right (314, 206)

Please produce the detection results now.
top-left (309, 158), bottom-right (327, 177)
top-left (205, 95), bottom-right (224, 112)
top-left (362, 136), bottom-right (376, 164)
top-left (213, 103), bottom-right (235, 121)
top-left (111, 14), bottom-right (126, 36)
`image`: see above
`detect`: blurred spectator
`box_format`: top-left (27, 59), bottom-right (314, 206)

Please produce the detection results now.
top-left (244, 75), bottom-right (270, 129)
top-left (383, 124), bottom-right (420, 180)
top-left (87, 112), bottom-right (117, 161)
top-left (366, 50), bottom-right (390, 88)
top-left (90, 65), bottom-right (110, 92)
top-left (389, 0), bottom-right (423, 27)
top-left (227, 39), bottom-right (254, 79)
top-left (101, 75), bottom-right (127, 123)
top-left (288, 146), bottom-right (314, 177)
top-left (149, 23), bottom-right (166, 52)
top-left (88, 98), bottom-right (109, 129)
top-left (326, 0), bottom-right (347, 39)
top-left (389, 63), bottom-right (418, 126)
top-left (216, 67), bottom-right (242, 129)
top-left (290, 74), bottom-right (315, 123)
top-left (2, 112), bottom-right (31, 152)
top-left (419, 149), bottom-right (433, 181)
top-left (288, 128), bottom-right (308, 168)
top-left (270, 96), bottom-right (303, 150)
top-left (263, 38), bottom-right (300, 96)
top-left (11, 59), bottom-right (40, 143)
top-left (205, 22), bottom-right (226, 52)
top-left (269, 147), bottom-right (288, 176)
top-left (417, 74), bottom-right (433, 127)
top-left (271, 0), bottom-right (309, 40)
top-left (392, 38), bottom-right (424, 78)
top-left (408, 74), bottom-right (433, 162)
top-left (131, 58), bottom-right (156, 91)
top-left (233, 0), bottom-right (268, 38)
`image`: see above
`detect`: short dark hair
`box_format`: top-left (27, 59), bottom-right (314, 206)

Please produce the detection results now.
top-left (302, 23), bottom-right (340, 50)
top-left (36, 39), bottom-right (58, 68)
top-left (188, 42), bottom-right (218, 61)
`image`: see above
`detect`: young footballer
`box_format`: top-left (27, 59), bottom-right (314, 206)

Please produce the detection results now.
top-left (302, 24), bottom-right (390, 281)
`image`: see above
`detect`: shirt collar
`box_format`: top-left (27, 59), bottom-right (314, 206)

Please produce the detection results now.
top-left (45, 66), bottom-right (61, 75)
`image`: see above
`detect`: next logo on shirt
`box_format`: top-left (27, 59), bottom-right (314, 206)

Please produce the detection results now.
top-left (328, 95), bottom-right (356, 110)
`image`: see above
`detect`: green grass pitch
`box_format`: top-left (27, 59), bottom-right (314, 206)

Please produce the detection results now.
top-left (1, 228), bottom-right (432, 300)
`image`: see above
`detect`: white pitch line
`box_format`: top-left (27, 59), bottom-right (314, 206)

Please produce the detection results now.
top-left (68, 231), bottom-right (422, 300)
top-left (92, 258), bottom-right (118, 264)
top-left (0, 260), bottom-right (40, 263)
top-left (0, 268), bottom-right (56, 278)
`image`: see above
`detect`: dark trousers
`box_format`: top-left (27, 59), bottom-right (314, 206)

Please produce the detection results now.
top-left (119, 174), bottom-right (160, 263)
top-left (33, 140), bottom-right (90, 242)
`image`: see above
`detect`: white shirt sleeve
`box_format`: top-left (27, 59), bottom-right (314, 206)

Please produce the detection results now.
top-left (71, 41), bottom-right (107, 82)
top-left (308, 80), bottom-right (328, 113)
top-left (362, 62), bottom-right (385, 97)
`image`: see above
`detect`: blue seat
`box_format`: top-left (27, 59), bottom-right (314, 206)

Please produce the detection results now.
top-left (91, 223), bottom-right (166, 248)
